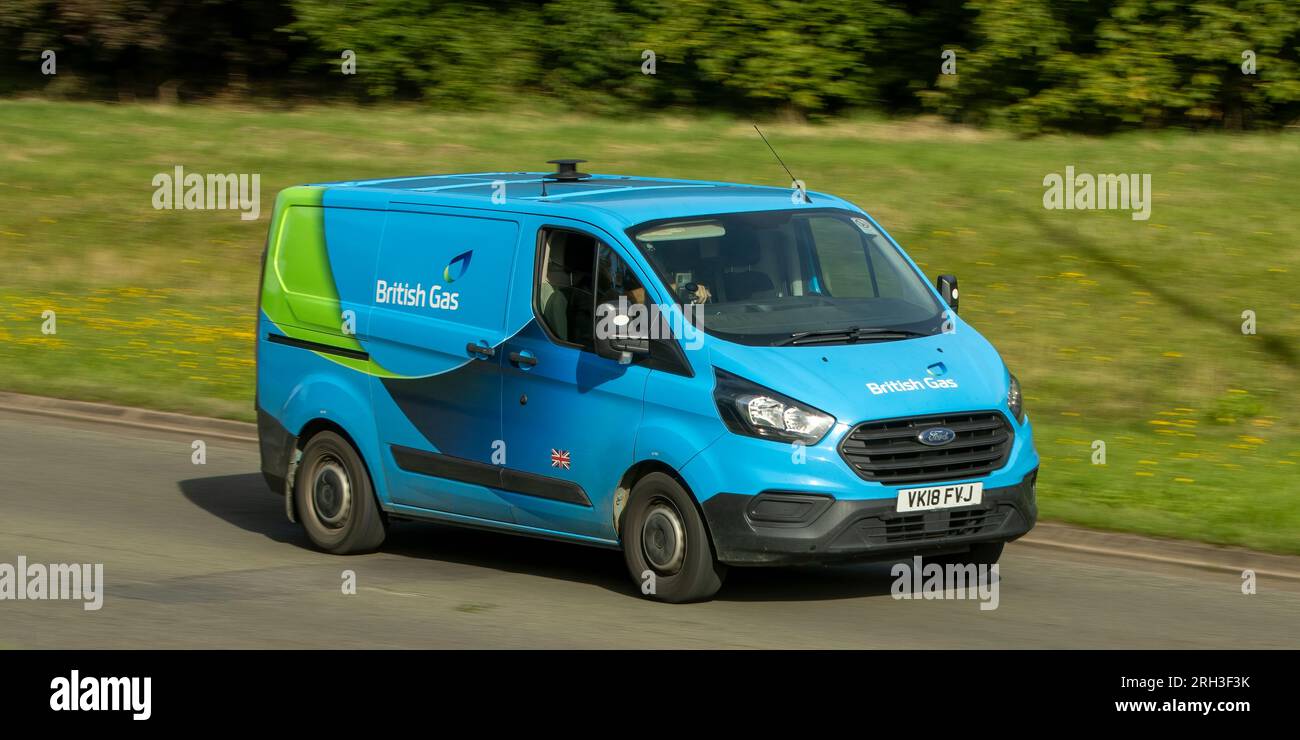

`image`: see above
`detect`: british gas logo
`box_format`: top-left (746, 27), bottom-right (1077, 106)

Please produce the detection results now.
top-left (865, 377), bottom-right (959, 395)
top-left (374, 280), bottom-right (460, 310)
top-left (374, 249), bottom-right (470, 312)
top-left (443, 250), bottom-right (472, 283)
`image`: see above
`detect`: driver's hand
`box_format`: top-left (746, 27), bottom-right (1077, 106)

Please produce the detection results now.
top-left (691, 283), bottom-right (711, 304)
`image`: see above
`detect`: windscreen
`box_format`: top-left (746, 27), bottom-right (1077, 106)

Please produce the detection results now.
top-left (629, 209), bottom-right (945, 346)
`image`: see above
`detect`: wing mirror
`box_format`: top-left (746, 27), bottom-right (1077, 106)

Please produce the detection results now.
top-left (594, 301), bottom-right (650, 364)
top-left (936, 274), bottom-right (959, 313)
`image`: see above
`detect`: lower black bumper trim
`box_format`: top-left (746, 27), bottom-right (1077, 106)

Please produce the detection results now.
top-left (256, 407), bottom-right (296, 494)
top-left (701, 470), bottom-right (1038, 566)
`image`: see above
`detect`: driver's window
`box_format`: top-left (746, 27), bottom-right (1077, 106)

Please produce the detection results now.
top-left (537, 230), bottom-right (649, 352)
top-left (537, 229), bottom-right (596, 350)
top-left (596, 243), bottom-right (647, 311)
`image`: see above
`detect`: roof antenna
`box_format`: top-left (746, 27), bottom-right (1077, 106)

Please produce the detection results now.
top-left (753, 124), bottom-right (810, 203)
top-left (541, 158), bottom-right (589, 199)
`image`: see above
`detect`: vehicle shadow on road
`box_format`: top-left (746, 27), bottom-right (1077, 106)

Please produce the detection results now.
top-left (381, 523), bottom-right (904, 602)
top-left (719, 562), bottom-right (902, 602)
top-left (385, 523), bottom-right (904, 602)
top-left (178, 473), bottom-right (307, 547)
top-left (178, 473), bottom-right (903, 602)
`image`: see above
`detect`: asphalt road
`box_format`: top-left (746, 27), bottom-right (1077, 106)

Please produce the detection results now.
top-left (1, 409), bottom-right (1296, 649)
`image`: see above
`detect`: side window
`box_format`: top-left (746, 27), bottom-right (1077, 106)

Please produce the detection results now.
top-left (536, 229), bottom-right (597, 350)
top-left (596, 243), bottom-right (647, 310)
top-left (535, 229), bottom-right (652, 353)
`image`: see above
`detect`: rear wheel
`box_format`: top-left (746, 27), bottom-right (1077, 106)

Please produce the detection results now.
top-left (294, 430), bottom-right (387, 554)
top-left (622, 473), bottom-right (726, 603)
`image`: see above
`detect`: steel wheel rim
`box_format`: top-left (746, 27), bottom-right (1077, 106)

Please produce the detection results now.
top-left (641, 499), bottom-right (686, 575)
top-left (311, 456), bottom-right (352, 529)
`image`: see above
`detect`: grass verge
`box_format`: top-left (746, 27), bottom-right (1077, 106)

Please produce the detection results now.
top-left (1, 100), bottom-right (1297, 552)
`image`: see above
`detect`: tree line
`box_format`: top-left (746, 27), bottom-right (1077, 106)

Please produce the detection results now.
top-left (2, 0), bottom-right (1297, 133)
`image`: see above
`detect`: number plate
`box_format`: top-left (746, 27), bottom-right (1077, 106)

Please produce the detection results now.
top-left (896, 482), bottom-right (983, 513)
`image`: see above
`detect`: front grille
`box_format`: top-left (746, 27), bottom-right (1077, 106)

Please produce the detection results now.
top-left (859, 507), bottom-right (1008, 545)
top-left (839, 411), bottom-right (1013, 485)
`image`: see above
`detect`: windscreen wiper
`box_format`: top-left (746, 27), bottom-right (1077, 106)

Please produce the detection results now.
top-left (774, 326), bottom-right (929, 346)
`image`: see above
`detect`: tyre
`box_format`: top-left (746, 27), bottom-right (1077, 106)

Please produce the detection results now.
top-left (621, 472), bottom-right (726, 603)
top-left (294, 430), bottom-right (387, 554)
top-left (930, 541), bottom-right (1004, 567)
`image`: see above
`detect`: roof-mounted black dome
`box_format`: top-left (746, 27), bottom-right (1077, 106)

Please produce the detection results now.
top-left (545, 158), bottom-right (590, 181)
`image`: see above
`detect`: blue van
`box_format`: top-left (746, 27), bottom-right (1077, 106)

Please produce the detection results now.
top-left (256, 160), bottom-right (1038, 602)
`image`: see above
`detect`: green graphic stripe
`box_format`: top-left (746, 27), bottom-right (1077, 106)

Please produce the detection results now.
top-left (260, 186), bottom-right (408, 378)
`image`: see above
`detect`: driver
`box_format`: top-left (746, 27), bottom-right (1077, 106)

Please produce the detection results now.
top-left (625, 282), bottom-right (710, 305)
top-left (679, 282), bottom-right (711, 304)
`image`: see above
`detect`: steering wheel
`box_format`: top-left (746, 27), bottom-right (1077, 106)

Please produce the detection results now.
top-left (684, 282), bottom-right (712, 304)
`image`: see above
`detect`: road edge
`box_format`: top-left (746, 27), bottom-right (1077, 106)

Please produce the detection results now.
top-left (2, 390), bottom-right (1297, 581)
top-left (0, 390), bottom-right (257, 443)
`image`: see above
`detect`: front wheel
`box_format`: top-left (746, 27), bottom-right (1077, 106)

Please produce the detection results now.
top-left (621, 473), bottom-right (726, 603)
top-left (294, 430), bottom-right (387, 554)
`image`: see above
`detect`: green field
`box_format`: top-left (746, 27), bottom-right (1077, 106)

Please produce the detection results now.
top-left (1, 100), bottom-right (1297, 552)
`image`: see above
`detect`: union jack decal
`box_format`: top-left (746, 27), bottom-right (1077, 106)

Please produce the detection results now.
top-left (550, 449), bottom-right (571, 469)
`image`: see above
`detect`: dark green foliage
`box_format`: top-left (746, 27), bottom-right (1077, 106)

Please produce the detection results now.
top-left (1, 0), bottom-right (1297, 131)
top-left (926, 0), bottom-right (1300, 131)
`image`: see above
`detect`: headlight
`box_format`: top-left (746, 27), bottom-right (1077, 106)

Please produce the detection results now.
top-left (714, 368), bottom-right (835, 443)
top-left (1008, 373), bottom-right (1025, 423)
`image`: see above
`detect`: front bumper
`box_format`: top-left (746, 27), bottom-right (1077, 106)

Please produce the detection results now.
top-left (701, 469), bottom-right (1038, 566)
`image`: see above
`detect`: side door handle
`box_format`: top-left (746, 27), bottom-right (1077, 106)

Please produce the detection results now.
top-left (509, 350), bottom-right (537, 368)
top-left (466, 342), bottom-right (495, 360)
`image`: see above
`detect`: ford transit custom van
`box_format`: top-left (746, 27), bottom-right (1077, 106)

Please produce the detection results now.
top-left (256, 160), bottom-right (1039, 602)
